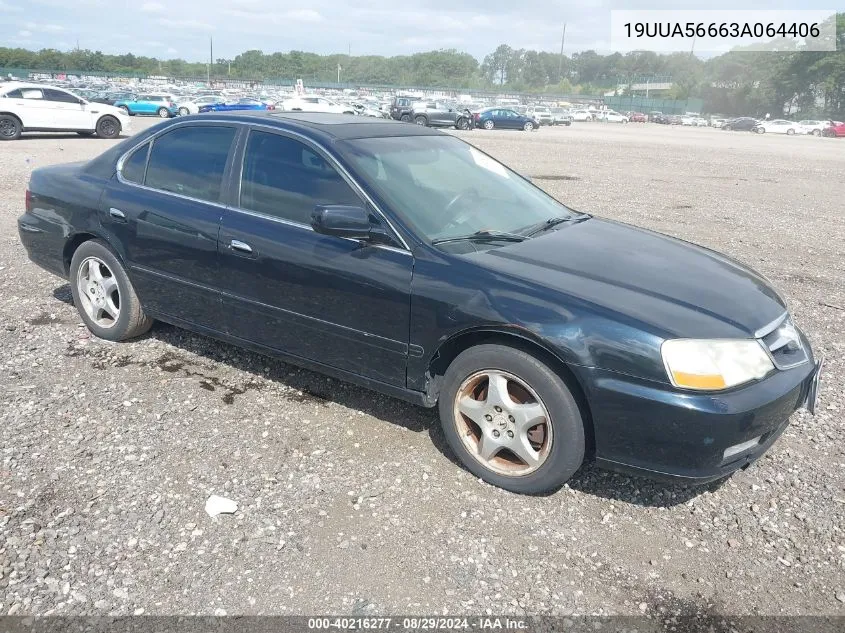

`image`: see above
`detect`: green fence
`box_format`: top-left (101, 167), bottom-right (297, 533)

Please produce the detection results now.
top-left (604, 95), bottom-right (704, 115)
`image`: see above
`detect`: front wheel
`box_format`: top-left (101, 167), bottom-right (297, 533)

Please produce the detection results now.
top-left (438, 344), bottom-right (585, 494)
top-left (69, 240), bottom-right (153, 341)
top-left (400, 114), bottom-right (411, 122)
top-left (523, 121), bottom-right (534, 132)
top-left (178, 107), bottom-right (189, 116)
top-left (786, 128), bottom-right (795, 135)
top-left (456, 118), bottom-right (471, 130)
top-left (157, 107), bottom-right (169, 118)
top-left (96, 116), bottom-right (120, 139)
top-left (812, 129), bottom-right (821, 137)
top-left (414, 115), bottom-right (428, 126)
top-left (755, 127), bottom-right (765, 134)
top-left (723, 125), bottom-right (732, 131)
top-left (483, 120), bottom-right (494, 130)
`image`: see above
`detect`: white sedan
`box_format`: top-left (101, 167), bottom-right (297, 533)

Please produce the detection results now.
top-left (280, 96), bottom-right (355, 114)
top-left (0, 82), bottom-right (130, 140)
top-left (176, 95), bottom-right (224, 116)
top-left (598, 110), bottom-right (628, 123)
top-left (753, 119), bottom-right (801, 135)
top-left (797, 120), bottom-right (830, 136)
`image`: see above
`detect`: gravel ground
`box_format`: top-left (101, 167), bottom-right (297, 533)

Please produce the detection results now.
top-left (1, 119), bottom-right (843, 617)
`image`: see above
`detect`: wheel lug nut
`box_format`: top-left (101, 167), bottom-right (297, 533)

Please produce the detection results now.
top-left (494, 406), bottom-right (502, 413)
top-left (507, 430), bottom-right (514, 438)
top-left (492, 430), bottom-right (500, 438)
top-left (485, 414), bottom-right (492, 421)
top-left (508, 415), bottom-right (515, 423)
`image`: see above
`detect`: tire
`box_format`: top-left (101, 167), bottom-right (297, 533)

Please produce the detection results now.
top-left (157, 107), bottom-right (169, 118)
top-left (178, 107), bottom-right (189, 116)
top-left (523, 121), bottom-right (534, 132)
top-left (95, 115), bottom-right (120, 139)
top-left (812, 129), bottom-right (821, 137)
top-left (755, 127), bottom-right (765, 134)
top-left (400, 114), bottom-right (411, 122)
top-left (69, 240), bottom-right (153, 342)
top-left (565, 121), bottom-right (571, 126)
top-left (0, 114), bottom-right (22, 140)
top-left (119, 105), bottom-right (130, 116)
top-left (483, 120), bottom-right (494, 130)
top-left (786, 128), bottom-right (795, 135)
top-left (438, 344), bottom-right (585, 494)
top-left (723, 125), bottom-right (732, 131)
top-left (414, 115), bottom-right (428, 126)
top-left (456, 118), bottom-right (471, 130)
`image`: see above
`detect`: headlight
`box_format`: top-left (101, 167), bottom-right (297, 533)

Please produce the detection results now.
top-left (661, 339), bottom-right (774, 391)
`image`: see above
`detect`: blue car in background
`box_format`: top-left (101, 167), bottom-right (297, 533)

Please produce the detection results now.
top-left (474, 107), bottom-right (539, 131)
top-left (199, 98), bottom-right (275, 113)
top-left (113, 94), bottom-right (178, 118)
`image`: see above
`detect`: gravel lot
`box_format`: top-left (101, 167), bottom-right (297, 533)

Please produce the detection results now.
top-left (1, 119), bottom-right (843, 617)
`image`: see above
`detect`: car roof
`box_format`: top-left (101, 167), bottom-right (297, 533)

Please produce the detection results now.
top-left (177, 111), bottom-right (444, 140)
top-left (0, 82), bottom-right (69, 92)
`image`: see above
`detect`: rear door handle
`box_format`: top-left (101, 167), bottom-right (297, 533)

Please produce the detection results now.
top-left (109, 207), bottom-right (126, 221)
top-left (229, 239), bottom-right (253, 253)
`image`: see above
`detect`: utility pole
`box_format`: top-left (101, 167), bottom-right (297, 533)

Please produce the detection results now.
top-left (558, 22), bottom-right (567, 82)
top-left (207, 36), bottom-right (213, 84)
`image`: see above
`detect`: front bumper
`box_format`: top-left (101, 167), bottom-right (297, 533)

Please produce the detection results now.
top-left (577, 350), bottom-right (820, 484)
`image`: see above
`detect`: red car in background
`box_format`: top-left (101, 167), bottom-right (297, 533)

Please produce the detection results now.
top-left (629, 112), bottom-right (647, 122)
top-left (822, 121), bottom-right (845, 137)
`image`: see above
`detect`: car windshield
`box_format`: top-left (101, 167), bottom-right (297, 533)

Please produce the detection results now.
top-left (341, 135), bottom-right (576, 243)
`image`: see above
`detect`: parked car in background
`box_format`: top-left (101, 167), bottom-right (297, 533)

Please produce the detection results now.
top-left (411, 101), bottom-right (472, 129)
top-left (822, 122), bottom-right (845, 137)
top-left (722, 117), bottom-right (758, 131)
top-left (710, 118), bottom-right (727, 128)
top-left (475, 108), bottom-right (539, 131)
top-left (797, 120), bottom-right (829, 136)
top-left (281, 96), bottom-right (355, 115)
top-left (527, 106), bottom-right (553, 126)
top-left (177, 95), bottom-right (223, 116)
top-left (680, 115), bottom-right (696, 126)
top-left (629, 112), bottom-right (647, 122)
top-left (114, 94), bottom-right (178, 118)
top-left (648, 111), bottom-right (664, 122)
top-left (390, 96), bottom-right (421, 122)
top-left (550, 108), bottom-right (573, 126)
top-left (0, 82), bottom-right (129, 140)
top-left (571, 109), bottom-right (593, 122)
top-left (595, 110), bottom-right (628, 123)
top-left (18, 111), bottom-right (821, 495)
top-left (199, 98), bottom-right (275, 113)
top-left (651, 113), bottom-right (671, 124)
top-left (353, 103), bottom-right (390, 118)
top-left (91, 92), bottom-right (137, 106)
top-left (668, 115), bottom-right (683, 125)
top-left (753, 119), bottom-right (800, 135)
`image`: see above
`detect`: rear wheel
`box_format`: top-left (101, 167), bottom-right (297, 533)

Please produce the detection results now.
top-left (0, 114), bottom-right (22, 140)
top-left (157, 107), bottom-right (169, 118)
top-left (178, 106), bottom-right (189, 116)
top-left (812, 129), bottom-right (821, 137)
top-left (723, 125), bottom-right (732, 131)
top-left (786, 128), bottom-right (795, 135)
top-left (96, 116), bottom-right (120, 139)
top-left (456, 118), bottom-right (471, 130)
top-left (414, 115), bottom-right (428, 126)
top-left (755, 127), bottom-right (765, 134)
top-left (400, 113), bottom-right (411, 122)
top-left (438, 344), bottom-right (585, 494)
top-left (69, 240), bottom-right (153, 342)
top-left (483, 120), bottom-right (494, 130)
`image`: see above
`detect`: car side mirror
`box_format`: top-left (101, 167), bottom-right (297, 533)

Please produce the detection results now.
top-left (311, 205), bottom-right (390, 243)
top-left (78, 98), bottom-right (87, 105)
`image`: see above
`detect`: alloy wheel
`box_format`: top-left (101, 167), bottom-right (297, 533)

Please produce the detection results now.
top-left (0, 119), bottom-right (18, 138)
top-left (453, 369), bottom-right (553, 476)
top-left (76, 257), bottom-right (120, 328)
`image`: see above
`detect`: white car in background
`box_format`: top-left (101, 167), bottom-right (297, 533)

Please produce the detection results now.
top-left (571, 109), bottom-right (593, 121)
top-left (0, 82), bottom-right (129, 140)
top-left (598, 110), bottom-right (629, 123)
top-left (281, 96), bottom-right (355, 114)
top-left (710, 118), bottom-right (727, 128)
top-left (693, 117), bottom-right (709, 126)
top-left (176, 95), bottom-right (224, 116)
top-left (753, 119), bottom-right (800, 135)
top-left (527, 106), bottom-right (553, 126)
top-left (797, 120), bottom-right (829, 136)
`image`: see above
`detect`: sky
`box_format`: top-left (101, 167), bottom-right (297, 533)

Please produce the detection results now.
top-left (0, 0), bottom-right (838, 62)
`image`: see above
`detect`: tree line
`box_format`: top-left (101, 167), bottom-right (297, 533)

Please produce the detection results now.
top-left (0, 12), bottom-right (842, 118)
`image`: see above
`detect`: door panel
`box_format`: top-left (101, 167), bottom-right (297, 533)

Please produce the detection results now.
top-left (6, 88), bottom-right (52, 127)
top-left (44, 90), bottom-right (91, 129)
top-left (218, 213), bottom-right (413, 385)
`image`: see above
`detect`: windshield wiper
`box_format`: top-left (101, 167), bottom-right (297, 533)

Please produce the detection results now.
top-left (431, 230), bottom-right (527, 246)
top-left (521, 214), bottom-right (589, 237)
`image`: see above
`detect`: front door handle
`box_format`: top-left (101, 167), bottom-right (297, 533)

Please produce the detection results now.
top-left (229, 239), bottom-right (253, 253)
top-left (109, 207), bottom-right (126, 221)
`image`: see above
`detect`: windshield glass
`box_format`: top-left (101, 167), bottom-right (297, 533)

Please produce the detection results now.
top-left (341, 135), bottom-right (576, 243)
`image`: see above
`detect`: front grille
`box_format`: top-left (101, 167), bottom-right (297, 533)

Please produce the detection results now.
top-left (760, 315), bottom-right (809, 370)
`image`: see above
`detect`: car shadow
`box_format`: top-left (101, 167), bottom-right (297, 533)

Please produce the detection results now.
top-left (53, 282), bottom-right (721, 507)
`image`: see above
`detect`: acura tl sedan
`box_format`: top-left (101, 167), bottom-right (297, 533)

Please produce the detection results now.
top-left (18, 112), bottom-right (822, 494)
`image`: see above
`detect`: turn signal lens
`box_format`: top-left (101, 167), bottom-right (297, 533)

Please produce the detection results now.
top-left (661, 339), bottom-right (774, 391)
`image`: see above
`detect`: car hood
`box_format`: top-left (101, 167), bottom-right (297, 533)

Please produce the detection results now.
top-left (94, 103), bottom-right (129, 118)
top-left (473, 217), bottom-right (786, 339)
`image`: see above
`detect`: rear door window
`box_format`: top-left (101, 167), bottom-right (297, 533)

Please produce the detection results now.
top-left (121, 142), bottom-right (150, 184)
top-left (145, 126), bottom-right (236, 202)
